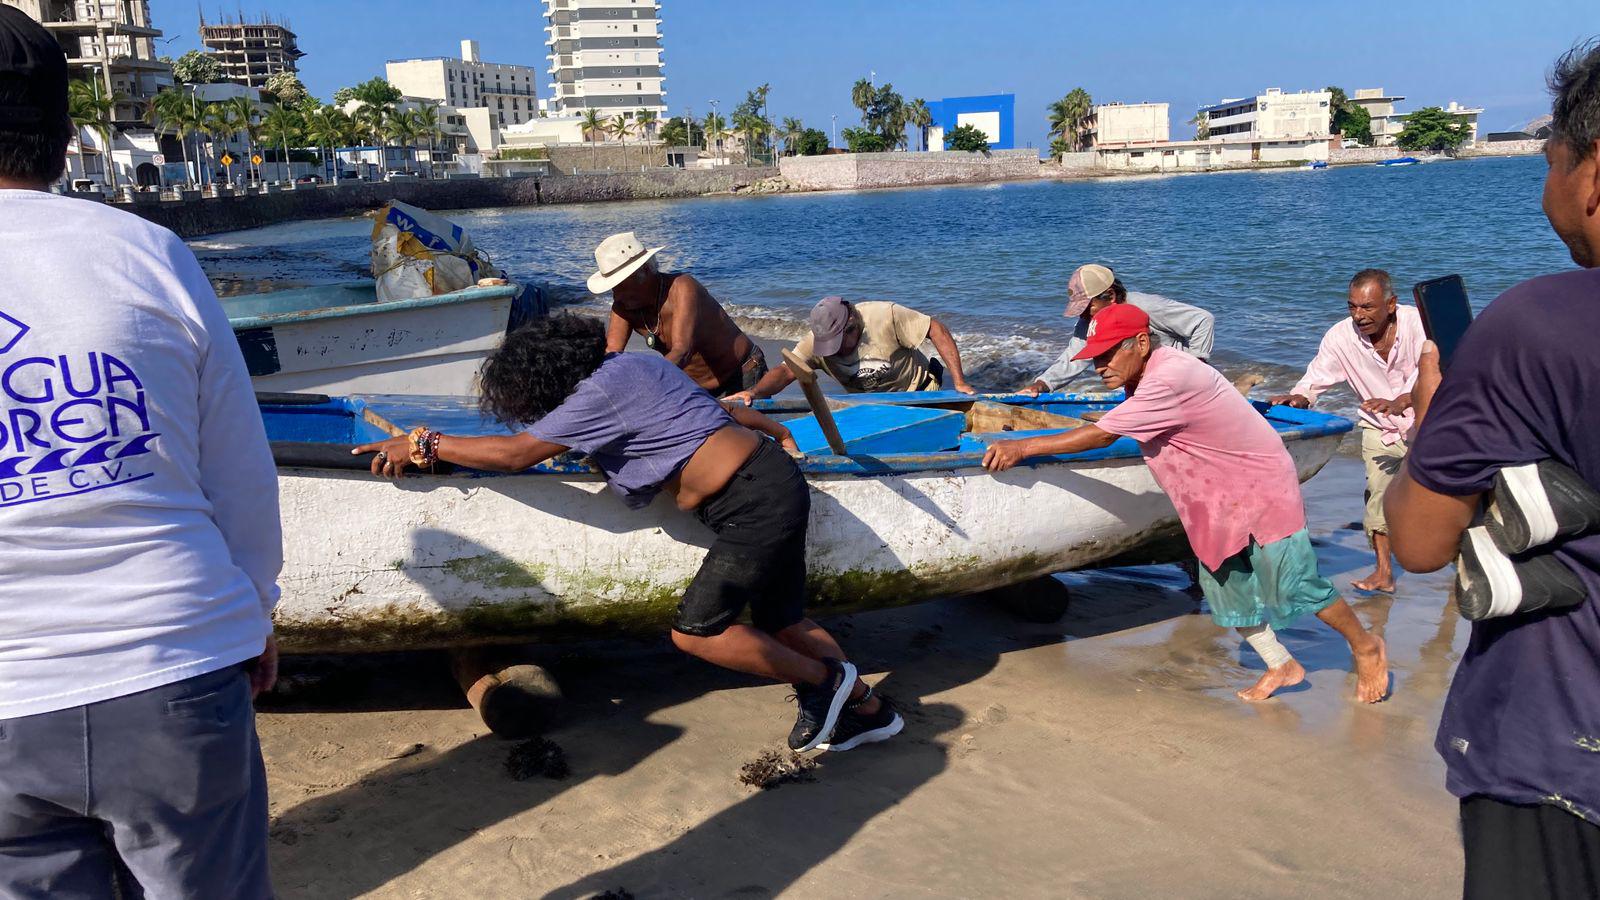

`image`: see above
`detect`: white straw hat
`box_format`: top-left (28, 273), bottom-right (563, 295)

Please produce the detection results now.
top-left (587, 231), bottom-right (664, 294)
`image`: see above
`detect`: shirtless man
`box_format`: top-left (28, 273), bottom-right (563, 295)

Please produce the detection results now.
top-left (588, 231), bottom-right (767, 398)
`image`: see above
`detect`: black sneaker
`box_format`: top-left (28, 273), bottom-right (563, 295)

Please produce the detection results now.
top-left (1485, 460), bottom-right (1600, 555)
top-left (1455, 526), bottom-right (1589, 621)
top-left (818, 697), bottom-right (904, 752)
top-left (788, 658), bottom-right (857, 753)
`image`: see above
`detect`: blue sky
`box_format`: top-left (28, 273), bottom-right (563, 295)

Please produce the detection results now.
top-left (162, 0), bottom-right (1595, 147)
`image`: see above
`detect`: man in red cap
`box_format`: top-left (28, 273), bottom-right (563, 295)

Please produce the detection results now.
top-left (984, 304), bottom-right (1389, 704)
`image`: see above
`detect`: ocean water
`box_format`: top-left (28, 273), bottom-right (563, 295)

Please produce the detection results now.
top-left (193, 154), bottom-right (1572, 401)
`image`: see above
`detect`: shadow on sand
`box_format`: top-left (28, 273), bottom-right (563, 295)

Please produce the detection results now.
top-left (264, 578), bottom-right (1194, 898)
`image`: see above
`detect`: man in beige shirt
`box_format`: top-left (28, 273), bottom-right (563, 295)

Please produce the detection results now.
top-left (728, 296), bottom-right (976, 402)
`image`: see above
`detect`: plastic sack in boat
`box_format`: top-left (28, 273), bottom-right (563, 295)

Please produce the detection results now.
top-left (370, 201), bottom-right (508, 301)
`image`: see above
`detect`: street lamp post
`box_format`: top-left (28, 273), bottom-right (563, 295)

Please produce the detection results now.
top-left (709, 99), bottom-right (720, 166)
top-left (831, 114), bottom-right (837, 149)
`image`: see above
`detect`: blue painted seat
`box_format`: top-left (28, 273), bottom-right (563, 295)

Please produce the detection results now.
top-left (768, 404), bottom-right (966, 456)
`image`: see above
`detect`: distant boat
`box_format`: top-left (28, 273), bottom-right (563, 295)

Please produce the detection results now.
top-left (1377, 157), bottom-right (1420, 167)
top-left (1301, 160), bottom-right (1329, 169)
top-left (261, 390), bottom-right (1354, 652)
top-left (1418, 154), bottom-right (1455, 163)
top-left (224, 280), bottom-right (545, 396)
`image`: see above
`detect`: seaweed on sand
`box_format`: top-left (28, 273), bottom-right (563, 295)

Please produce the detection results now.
top-left (738, 750), bottom-right (817, 790)
top-left (505, 737), bottom-right (569, 780)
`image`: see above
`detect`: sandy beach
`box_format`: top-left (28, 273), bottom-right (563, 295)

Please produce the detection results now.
top-left (257, 450), bottom-right (1465, 899)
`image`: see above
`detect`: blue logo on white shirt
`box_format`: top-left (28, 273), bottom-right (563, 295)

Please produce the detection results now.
top-left (0, 313), bottom-right (158, 508)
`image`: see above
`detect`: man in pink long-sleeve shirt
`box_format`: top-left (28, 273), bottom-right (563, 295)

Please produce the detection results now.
top-left (1271, 269), bottom-right (1424, 593)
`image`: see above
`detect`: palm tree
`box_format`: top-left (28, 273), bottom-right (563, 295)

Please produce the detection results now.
top-left (1052, 87), bottom-right (1093, 151)
top-left (145, 89), bottom-right (201, 188)
top-left (1189, 109), bottom-right (1211, 141)
top-left (851, 78), bottom-right (874, 123)
top-left (385, 107), bottom-right (421, 174)
top-left (580, 108), bottom-right (605, 171)
top-left (200, 102), bottom-right (232, 186)
top-left (413, 104), bottom-right (443, 178)
top-left (221, 95), bottom-right (259, 184)
top-left (354, 101), bottom-right (391, 177)
top-left (703, 112), bottom-right (728, 165)
top-left (259, 103), bottom-right (302, 182)
top-left (779, 116), bottom-right (804, 157)
top-left (68, 79), bottom-right (121, 189)
top-left (733, 113), bottom-right (770, 165)
top-left (606, 115), bottom-right (635, 169)
top-left (906, 99), bottom-right (932, 152)
top-left (301, 105), bottom-right (339, 181)
top-left (634, 108), bottom-right (658, 166)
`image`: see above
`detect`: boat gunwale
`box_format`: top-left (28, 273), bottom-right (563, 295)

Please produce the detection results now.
top-left (265, 391), bottom-right (1354, 479)
top-left (227, 282), bottom-right (519, 330)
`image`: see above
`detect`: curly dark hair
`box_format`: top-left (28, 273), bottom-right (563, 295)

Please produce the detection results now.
top-left (478, 315), bottom-right (608, 425)
top-left (1549, 38), bottom-right (1600, 167)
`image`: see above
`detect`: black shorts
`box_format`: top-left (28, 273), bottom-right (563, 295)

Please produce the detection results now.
top-left (674, 439), bottom-right (810, 637)
top-left (1461, 795), bottom-right (1600, 900)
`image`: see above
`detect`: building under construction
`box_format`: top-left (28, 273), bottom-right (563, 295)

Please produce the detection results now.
top-left (3, 0), bottom-right (173, 127)
top-left (199, 12), bottom-right (304, 90)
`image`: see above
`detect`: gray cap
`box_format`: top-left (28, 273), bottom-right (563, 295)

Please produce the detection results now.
top-left (808, 296), bottom-right (851, 357)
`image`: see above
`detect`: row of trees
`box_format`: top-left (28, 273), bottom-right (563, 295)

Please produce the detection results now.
top-left (575, 107), bottom-right (659, 170)
top-left (842, 80), bottom-right (933, 152)
top-left (136, 91), bottom-right (446, 186)
top-left (66, 57), bottom-right (440, 189)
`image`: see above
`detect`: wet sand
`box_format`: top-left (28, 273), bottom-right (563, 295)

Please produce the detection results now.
top-left (258, 452), bottom-right (1466, 899)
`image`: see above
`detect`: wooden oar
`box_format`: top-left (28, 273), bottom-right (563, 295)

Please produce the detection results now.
top-left (780, 348), bottom-right (848, 456)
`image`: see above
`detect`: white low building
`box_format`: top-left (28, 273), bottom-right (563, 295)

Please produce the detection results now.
top-left (1093, 102), bottom-right (1169, 145)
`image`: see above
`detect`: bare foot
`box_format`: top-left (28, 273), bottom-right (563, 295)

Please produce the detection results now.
top-left (1353, 635), bottom-right (1389, 703)
top-left (1237, 659), bottom-right (1306, 701)
top-left (1351, 571), bottom-right (1396, 593)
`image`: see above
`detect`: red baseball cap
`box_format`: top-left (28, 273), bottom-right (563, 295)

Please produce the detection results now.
top-left (1073, 303), bottom-right (1150, 360)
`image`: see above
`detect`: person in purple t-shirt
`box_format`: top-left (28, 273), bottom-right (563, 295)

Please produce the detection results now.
top-left (1386, 40), bottom-right (1600, 899)
top-left (354, 316), bottom-right (903, 754)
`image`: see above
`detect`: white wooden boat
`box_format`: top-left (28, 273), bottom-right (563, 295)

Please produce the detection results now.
top-left (225, 281), bottom-right (544, 396)
top-left (262, 390), bottom-right (1353, 653)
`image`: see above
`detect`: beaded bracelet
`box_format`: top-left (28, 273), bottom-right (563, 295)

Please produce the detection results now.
top-left (407, 426), bottom-right (442, 468)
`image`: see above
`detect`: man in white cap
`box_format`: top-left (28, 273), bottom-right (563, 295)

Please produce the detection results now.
top-left (1018, 264), bottom-right (1216, 395)
top-left (729, 296), bottom-right (976, 402)
top-left (589, 231), bottom-right (768, 398)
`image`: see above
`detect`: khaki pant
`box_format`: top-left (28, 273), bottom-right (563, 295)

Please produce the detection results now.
top-left (1361, 425), bottom-right (1408, 538)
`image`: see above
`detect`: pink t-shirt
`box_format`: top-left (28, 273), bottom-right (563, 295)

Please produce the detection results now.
top-left (1096, 348), bottom-right (1306, 571)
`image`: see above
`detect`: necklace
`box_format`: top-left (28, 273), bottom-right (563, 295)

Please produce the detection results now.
top-left (642, 275), bottom-right (669, 352)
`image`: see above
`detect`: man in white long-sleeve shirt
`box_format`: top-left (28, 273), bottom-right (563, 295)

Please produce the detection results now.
top-left (1018, 263), bottom-right (1216, 395)
top-left (0, 11), bottom-right (280, 897)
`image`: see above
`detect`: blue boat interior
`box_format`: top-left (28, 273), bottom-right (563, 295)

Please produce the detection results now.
top-left (259, 390), bottom-right (1353, 476)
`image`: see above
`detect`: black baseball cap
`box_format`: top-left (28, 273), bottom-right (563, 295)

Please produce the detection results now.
top-left (0, 5), bottom-right (69, 129)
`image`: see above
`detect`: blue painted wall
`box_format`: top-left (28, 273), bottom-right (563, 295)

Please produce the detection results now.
top-left (926, 94), bottom-right (1016, 150)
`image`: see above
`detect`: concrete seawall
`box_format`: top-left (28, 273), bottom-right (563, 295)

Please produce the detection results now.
top-left (1460, 139), bottom-right (1546, 158)
top-left (779, 149), bottom-right (1041, 191)
top-left (120, 167), bottom-right (778, 239)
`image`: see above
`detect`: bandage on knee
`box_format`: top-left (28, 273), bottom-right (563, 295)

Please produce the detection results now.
top-left (1238, 624), bottom-right (1294, 669)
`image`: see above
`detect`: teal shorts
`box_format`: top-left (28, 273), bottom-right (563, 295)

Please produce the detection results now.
top-left (1198, 529), bottom-right (1341, 628)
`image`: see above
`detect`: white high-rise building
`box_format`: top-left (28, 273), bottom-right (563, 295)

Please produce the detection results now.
top-left (542, 0), bottom-right (666, 121)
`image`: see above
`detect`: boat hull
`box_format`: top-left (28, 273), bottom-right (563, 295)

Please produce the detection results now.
top-left (228, 283), bottom-right (527, 396)
top-left (273, 433), bottom-right (1343, 652)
